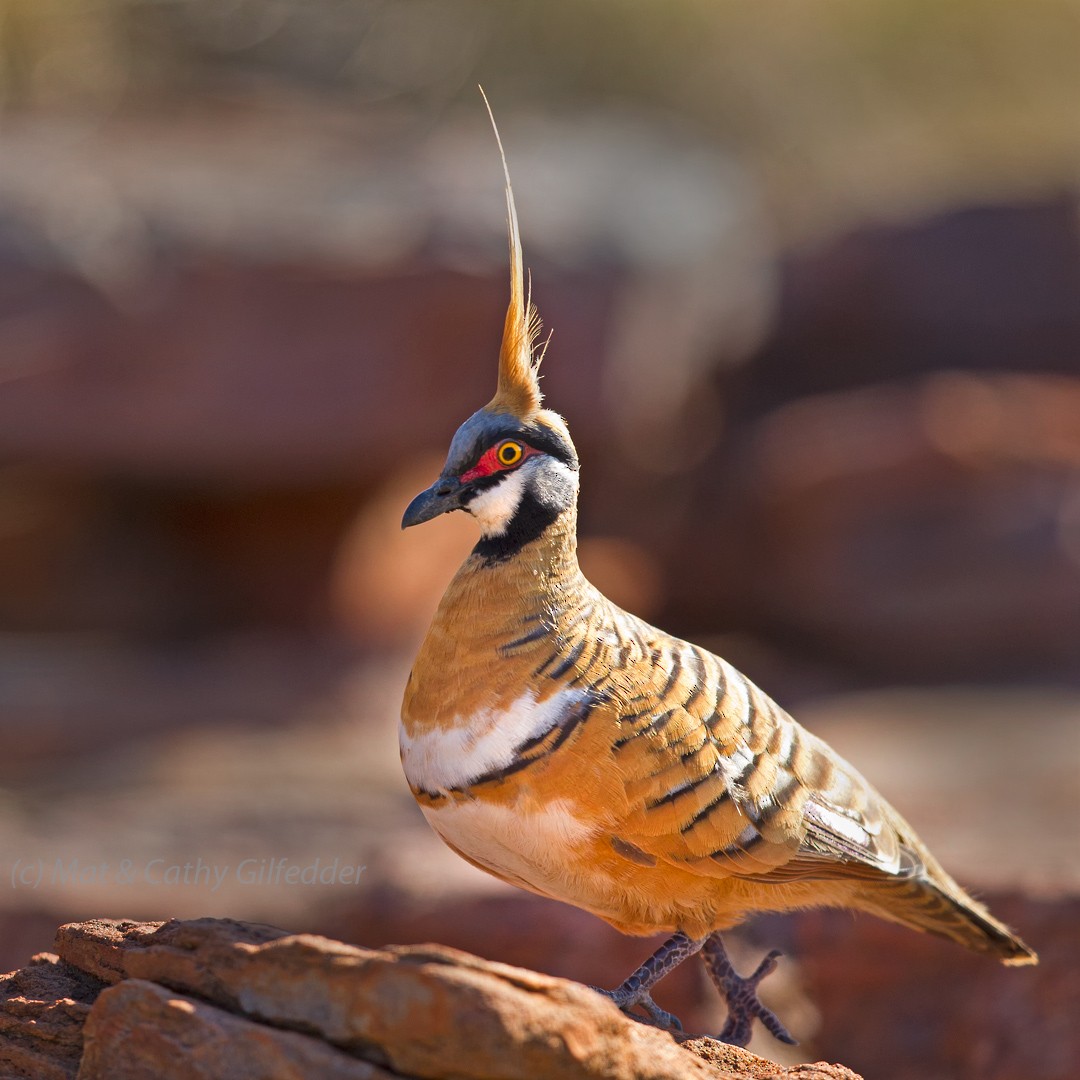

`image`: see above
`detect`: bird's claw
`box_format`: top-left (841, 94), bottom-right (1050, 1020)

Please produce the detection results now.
top-left (705, 943), bottom-right (797, 1047)
top-left (590, 985), bottom-right (684, 1032)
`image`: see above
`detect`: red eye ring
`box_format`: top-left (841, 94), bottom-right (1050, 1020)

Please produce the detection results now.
top-left (459, 440), bottom-right (534, 483)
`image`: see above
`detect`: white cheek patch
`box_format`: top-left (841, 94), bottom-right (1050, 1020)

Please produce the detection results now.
top-left (467, 469), bottom-right (528, 537)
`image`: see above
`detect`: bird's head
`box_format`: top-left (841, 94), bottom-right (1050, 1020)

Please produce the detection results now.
top-left (401, 96), bottom-right (579, 559)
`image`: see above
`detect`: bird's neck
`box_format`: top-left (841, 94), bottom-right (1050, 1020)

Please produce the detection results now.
top-left (438, 504), bottom-right (591, 634)
top-left (403, 504), bottom-right (596, 735)
top-left (478, 502), bottom-right (586, 603)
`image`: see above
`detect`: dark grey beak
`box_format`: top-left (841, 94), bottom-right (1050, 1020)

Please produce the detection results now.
top-left (401, 476), bottom-right (468, 529)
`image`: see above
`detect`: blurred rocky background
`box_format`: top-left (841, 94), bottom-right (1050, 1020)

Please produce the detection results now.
top-left (0, 1), bottom-right (1079, 1077)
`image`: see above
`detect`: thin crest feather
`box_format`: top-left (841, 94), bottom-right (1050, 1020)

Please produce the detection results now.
top-left (479, 87), bottom-right (544, 418)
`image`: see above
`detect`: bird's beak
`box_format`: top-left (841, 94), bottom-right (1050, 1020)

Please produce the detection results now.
top-left (401, 475), bottom-right (468, 529)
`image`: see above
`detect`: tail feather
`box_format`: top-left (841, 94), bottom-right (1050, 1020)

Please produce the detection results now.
top-left (859, 873), bottom-right (1038, 966)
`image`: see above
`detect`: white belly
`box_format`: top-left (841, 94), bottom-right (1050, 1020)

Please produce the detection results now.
top-left (399, 687), bottom-right (598, 899)
top-left (420, 796), bottom-right (594, 900)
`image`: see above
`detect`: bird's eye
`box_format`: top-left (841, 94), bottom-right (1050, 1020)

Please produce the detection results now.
top-left (496, 440), bottom-right (524, 467)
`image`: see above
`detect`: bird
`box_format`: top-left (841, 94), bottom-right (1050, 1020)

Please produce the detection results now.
top-left (398, 97), bottom-right (1038, 1047)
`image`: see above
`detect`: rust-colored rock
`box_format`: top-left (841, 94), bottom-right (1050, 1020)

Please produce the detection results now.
top-left (54, 917), bottom-right (289, 990)
top-left (0, 952), bottom-right (105, 1080)
top-left (78, 979), bottom-right (392, 1080)
top-left (680, 1038), bottom-right (860, 1080)
top-left (0, 916), bottom-right (863, 1080)
top-left (54, 918), bottom-right (768, 1079)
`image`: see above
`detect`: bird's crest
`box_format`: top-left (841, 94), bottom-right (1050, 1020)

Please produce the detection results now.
top-left (480, 88), bottom-right (547, 420)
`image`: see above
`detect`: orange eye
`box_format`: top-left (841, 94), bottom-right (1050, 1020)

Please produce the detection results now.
top-left (496, 440), bottom-right (524, 467)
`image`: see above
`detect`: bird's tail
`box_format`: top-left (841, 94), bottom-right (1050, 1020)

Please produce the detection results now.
top-left (857, 870), bottom-right (1037, 965)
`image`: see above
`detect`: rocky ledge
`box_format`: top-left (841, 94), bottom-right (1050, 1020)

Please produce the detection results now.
top-left (0, 917), bottom-right (859, 1080)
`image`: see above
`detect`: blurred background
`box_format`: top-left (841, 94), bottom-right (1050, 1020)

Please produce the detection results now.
top-left (1, 2), bottom-right (1078, 1076)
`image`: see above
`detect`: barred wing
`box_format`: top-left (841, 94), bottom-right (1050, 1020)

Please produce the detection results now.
top-left (597, 613), bottom-right (912, 884)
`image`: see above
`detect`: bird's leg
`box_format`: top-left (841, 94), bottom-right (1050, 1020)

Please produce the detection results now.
top-left (592, 931), bottom-right (705, 1031)
top-left (701, 933), bottom-right (796, 1047)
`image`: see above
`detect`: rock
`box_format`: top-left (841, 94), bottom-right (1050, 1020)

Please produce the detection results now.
top-left (319, 887), bottom-right (821, 1052)
top-left (324, 889), bottom-right (718, 1037)
top-left (0, 952), bottom-right (104, 1080)
top-left (0, 916), bottom-right (862, 1080)
top-left (79, 979), bottom-right (392, 1080)
top-left (680, 1038), bottom-right (859, 1080)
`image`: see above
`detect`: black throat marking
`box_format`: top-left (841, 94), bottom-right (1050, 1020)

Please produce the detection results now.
top-left (471, 459), bottom-right (576, 564)
top-left (472, 485), bottom-right (565, 563)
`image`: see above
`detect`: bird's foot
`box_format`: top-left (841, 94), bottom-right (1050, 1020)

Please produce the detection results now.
top-left (590, 984), bottom-right (683, 1031)
top-left (589, 930), bottom-right (704, 1033)
top-left (702, 936), bottom-right (796, 1047)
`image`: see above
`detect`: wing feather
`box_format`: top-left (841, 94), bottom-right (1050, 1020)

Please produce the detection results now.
top-left (601, 612), bottom-right (911, 884)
